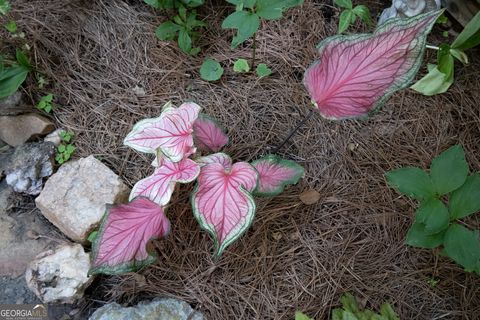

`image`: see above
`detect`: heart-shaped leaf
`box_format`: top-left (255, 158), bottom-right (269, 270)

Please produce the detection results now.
top-left (430, 145), bottom-right (468, 196)
top-left (415, 198), bottom-right (449, 235)
top-left (89, 197), bottom-right (171, 275)
top-left (406, 220), bottom-right (446, 249)
top-left (252, 154), bottom-right (304, 197)
top-left (196, 152), bottom-right (233, 169)
top-left (449, 174), bottom-right (480, 220)
top-left (192, 155), bottom-right (258, 256)
top-left (442, 224), bottom-right (480, 274)
top-left (385, 166), bottom-right (435, 200)
top-left (193, 114), bottom-right (229, 152)
top-left (303, 10), bottom-right (442, 120)
top-left (130, 158), bottom-right (200, 206)
top-left (124, 101), bottom-right (201, 162)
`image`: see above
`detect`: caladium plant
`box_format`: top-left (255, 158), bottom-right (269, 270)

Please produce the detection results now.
top-left (303, 10), bottom-right (442, 120)
top-left (89, 101), bottom-right (304, 275)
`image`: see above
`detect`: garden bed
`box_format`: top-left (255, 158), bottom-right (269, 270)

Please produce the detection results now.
top-left (5, 0), bottom-right (480, 318)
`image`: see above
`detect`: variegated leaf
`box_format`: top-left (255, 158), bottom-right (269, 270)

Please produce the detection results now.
top-left (193, 114), bottom-right (229, 152)
top-left (304, 10), bottom-right (442, 120)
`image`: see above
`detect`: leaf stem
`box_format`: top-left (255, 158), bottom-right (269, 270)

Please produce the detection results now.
top-left (251, 32), bottom-right (256, 70)
top-left (426, 44), bottom-right (440, 50)
top-left (272, 109), bottom-right (315, 154)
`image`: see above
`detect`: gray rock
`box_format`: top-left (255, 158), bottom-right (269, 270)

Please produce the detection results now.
top-left (35, 155), bottom-right (130, 243)
top-left (0, 92), bottom-right (22, 113)
top-left (0, 113), bottom-right (55, 146)
top-left (1, 142), bottom-right (55, 195)
top-left (89, 298), bottom-right (204, 320)
top-left (25, 243), bottom-right (94, 304)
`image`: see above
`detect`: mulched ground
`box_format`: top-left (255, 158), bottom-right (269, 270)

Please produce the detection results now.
top-left (3, 0), bottom-right (480, 319)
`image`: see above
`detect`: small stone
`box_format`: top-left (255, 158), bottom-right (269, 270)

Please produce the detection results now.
top-left (299, 189), bottom-right (321, 205)
top-left (132, 85), bottom-right (146, 96)
top-left (44, 128), bottom-right (65, 146)
top-left (1, 142), bottom-right (55, 195)
top-left (89, 298), bottom-right (204, 320)
top-left (25, 243), bottom-right (94, 304)
top-left (0, 113), bottom-right (54, 146)
top-left (35, 156), bottom-right (130, 243)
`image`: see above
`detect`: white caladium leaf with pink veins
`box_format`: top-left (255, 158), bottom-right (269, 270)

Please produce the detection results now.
top-left (192, 154), bottom-right (258, 256)
top-left (89, 197), bottom-right (170, 275)
top-left (252, 154), bottom-right (304, 197)
top-left (124, 101), bottom-right (201, 162)
top-left (193, 114), bottom-right (229, 152)
top-left (196, 152), bottom-right (233, 170)
top-left (304, 10), bottom-right (443, 120)
top-left (130, 158), bottom-right (200, 206)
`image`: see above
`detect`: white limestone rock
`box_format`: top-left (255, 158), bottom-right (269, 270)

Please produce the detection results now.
top-left (35, 155), bottom-right (129, 243)
top-left (25, 244), bottom-right (94, 303)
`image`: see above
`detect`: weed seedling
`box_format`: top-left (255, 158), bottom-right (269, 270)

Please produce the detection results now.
top-left (55, 131), bottom-right (75, 164)
top-left (37, 93), bottom-right (54, 113)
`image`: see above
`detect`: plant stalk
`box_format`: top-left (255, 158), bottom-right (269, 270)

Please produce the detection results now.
top-left (272, 109), bottom-right (315, 154)
top-left (251, 32), bottom-right (256, 69)
top-left (426, 44), bottom-right (440, 50)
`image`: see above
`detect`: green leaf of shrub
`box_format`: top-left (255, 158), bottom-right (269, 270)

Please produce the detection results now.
top-left (0, 65), bottom-right (29, 99)
top-left (155, 21), bottom-right (181, 41)
top-left (411, 64), bottom-right (453, 96)
top-left (177, 29), bottom-right (194, 54)
top-left (442, 224), bottom-right (480, 273)
top-left (415, 198), bottom-right (449, 235)
top-left (406, 221), bottom-right (446, 249)
top-left (338, 9), bottom-right (353, 34)
top-left (449, 174), bottom-right (480, 219)
top-left (295, 311), bottom-right (313, 320)
top-left (352, 5), bottom-right (371, 25)
top-left (451, 11), bottom-right (480, 50)
top-left (200, 58), bottom-right (223, 81)
top-left (233, 58), bottom-right (250, 73)
top-left (334, 0), bottom-right (352, 9)
top-left (222, 10), bottom-right (260, 48)
top-left (385, 167), bottom-right (435, 200)
top-left (430, 145), bottom-right (469, 195)
top-left (256, 63), bottom-right (272, 77)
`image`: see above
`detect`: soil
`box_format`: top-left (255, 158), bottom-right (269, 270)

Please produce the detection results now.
top-left (1, 0), bottom-right (479, 319)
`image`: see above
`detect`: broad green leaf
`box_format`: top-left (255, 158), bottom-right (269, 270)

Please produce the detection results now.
top-left (178, 4), bottom-right (187, 21)
top-left (0, 0), bottom-right (10, 15)
top-left (200, 58), bottom-right (223, 81)
top-left (295, 311), bottom-right (313, 320)
top-left (338, 9), bottom-right (353, 34)
top-left (411, 64), bottom-right (453, 96)
top-left (15, 50), bottom-right (31, 69)
top-left (5, 20), bottom-right (16, 33)
top-left (450, 48), bottom-right (468, 65)
top-left (415, 199), bottom-right (449, 235)
top-left (226, 0), bottom-right (257, 9)
top-left (451, 11), bottom-right (480, 50)
top-left (385, 167), bottom-right (435, 200)
top-left (143, 0), bottom-right (160, 8)
top-left (442, 224), bottom-right (480, 273)
top-left (255, 63), bottom-right (272, 77)
top-left (222, 10), bottom-right (260, 48)
top-left (186, 12), bottom-right (206, 29)
top-left (406, 221), bottom-right (445, 249)
top-left (380, 303), bottom-right (400, 320)
top-left (430, 145), bottom-right (468, 195)
top-left (436, 44), bottom-right (454, 79)
top-left (334, 0), bottom-right (352, 9)
top-left (352, 5), bottom-right (371, 25)
top-left (233, 58), bottom-right (250, 73)
top-left (177, 29), bottom-right (194, 55)
top-left (155, 21), bottom-right (181, 41)
top-left (449, 174), bottom-right (480, 219)
top-left (255, 0), bottom-right (303, 20)
top-left (0, 65), bottom-right (29, 99)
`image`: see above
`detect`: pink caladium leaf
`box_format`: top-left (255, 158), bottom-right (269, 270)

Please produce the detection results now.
top-left (89, 197), bottom-right (170, 275)
top-left (192, 155), bottom-right (258, 256)
top-left (124, 101), bottom-right (201, 162)
top-left (252, 154), bottom-right (304, 197)
top-left (130, 158), bottom-right (200, 206)
top-left (196, 152), bottom-right (233, 170)
top-left (304, 10), bottom-right (443, 120)
top-left (193, 114), bottom-right (229, 152)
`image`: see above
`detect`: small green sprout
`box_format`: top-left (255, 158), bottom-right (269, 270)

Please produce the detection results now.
top-left (37, 93), bottom-right (54, 113)
top-left (334, 0), bottom-right (372, 34)
top-left (5, 20), bottom-right (16, 33)
top-left (55, 131), bottom-right (76, 164)
top-left (233, 58), bottom-right (250, 73)
top-left (255, 63), bottom-right (272, 77)
top-left (200, 58), bottom-right (223, 81)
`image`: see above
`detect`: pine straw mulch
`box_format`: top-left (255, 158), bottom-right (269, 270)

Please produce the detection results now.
top-left (4, 0), bottom-right (480, 319)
